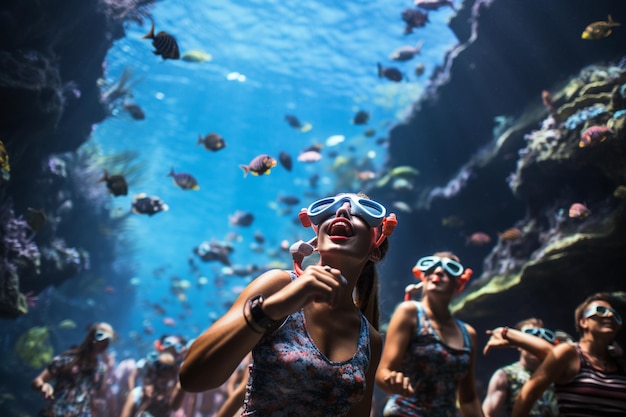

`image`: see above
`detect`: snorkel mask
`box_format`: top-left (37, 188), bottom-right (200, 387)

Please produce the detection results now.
top-left (291, 194), bottom-right (398, 275)
top-left (412, 255), bottom-right (473, 287)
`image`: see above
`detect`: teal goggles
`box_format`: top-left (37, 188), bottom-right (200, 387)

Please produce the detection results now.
top-left (307, 194), bottom-right (386, 228)
top-left (523, 327), bottom-right (556, 344)
top-left (94, 329), bottom-right (113, 342)
top-left (583, 304), bottom-right (622, 325)
top-left (162, 338), bottom-right (184, 354)
top-left (415, 256), bottom-right (464, 277)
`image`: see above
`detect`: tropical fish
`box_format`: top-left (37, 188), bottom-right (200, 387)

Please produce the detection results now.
top-left (401, 9), bottom-right (430, 34)
top-left (389, 40), bottom-right (424, 61)
top-left (363, 128), bottom-right (376, 137)
top-left (466, 232), bottom-right (491, 246)
top-left (498, 227), bottom-right (523, 240)
top-left (194, 241), bottom-right (234, 265)
top-left (0, 139), bottom-right (10, 182)
top-left (375, 165), bottom-right (420, 188)
top-left (581, 15), bottom-right (620, 40)
top-left (278, 151), bottom-right (293, 171)
top-left (122, 102), bottom-right (145, 120)
top-left (131, 193), bottom-right (169, 216)
top-left (284, 114), bottom-right (312, 132)
top-left (25, 208), bottom-right (47, 232)
top-left (197, 133), bottom-right (226, 151)
top-left (541, 90), bottom-right (554, 112)
top-left (239, 154), bottom-right (277, 177)
top-left (415, 63), bottom-right (425, 77)
top-left (325, 135), bottom-right (345, 147)
top-left (613, 185), bottom-right (626, 199)
top-left (579, 126), bottom-right (612, 147)
top-left (377, 63), bottom-right (403, 82)
top-left (569, 202), bottom-right (590, 219)
top-left (414, 0), bottom-right (456, 11)
top-left (142, 22), bottom-right (180, 60)
top-left (99, 169), bottom-right (128, 196)
top-left (180, 49), bottom-right (212, 63)
top-left (229, 210), bottom-right (255, 226)
top-left (352, 110), bottom-right (370, 125)
top-left (57, 319), bottom-right (77, 329)
top-left (278, 195), bottom-right (300, 206)
top-left (297, 149), bottom-right (323, 162)
top-left (168, 168), bottom-right (199, 190)
top-left (441, 216), bottom-right (464, 228)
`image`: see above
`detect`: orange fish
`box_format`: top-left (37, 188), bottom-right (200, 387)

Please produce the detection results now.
top-left (541, 90), bottom-right (554, 112)
top-left (579, 126), bottom-right (612, 148)
top-left (569, 203), bottom-right (590, 219)
top-left (466, 232), bottom-right (491, 246)
top-left (498, 227), bottom-right (523, 241)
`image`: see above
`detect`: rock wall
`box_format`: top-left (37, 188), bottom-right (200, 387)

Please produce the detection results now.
top-left (371, 0), bottom-right (626, 384)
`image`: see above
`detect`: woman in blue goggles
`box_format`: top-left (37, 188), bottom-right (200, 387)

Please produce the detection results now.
top-left (376, 252), bottom-right (483, 417)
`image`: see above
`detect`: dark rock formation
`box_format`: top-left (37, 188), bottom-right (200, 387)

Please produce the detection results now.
top-left (371, 0), bottom-right (626, 385)
top-left (0, 0), bottom-right (153, 319)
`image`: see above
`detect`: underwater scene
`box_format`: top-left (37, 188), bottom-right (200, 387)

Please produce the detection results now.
top-left (1, 0), bottom-right (625, 416)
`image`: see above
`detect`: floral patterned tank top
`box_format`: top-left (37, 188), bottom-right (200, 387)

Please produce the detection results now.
top-left (383, 301), bottom-right (471, 417)
top-left (243, 272), bottom-right (371, 417)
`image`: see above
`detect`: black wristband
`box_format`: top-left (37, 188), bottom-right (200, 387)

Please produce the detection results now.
top-left (249, 295), bottom-right (278, 330)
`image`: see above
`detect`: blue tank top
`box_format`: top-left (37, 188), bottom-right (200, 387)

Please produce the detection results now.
top-left (383, 301), bottom-right (471, 417)
top-left (243, 272), bottom-right (371, 417)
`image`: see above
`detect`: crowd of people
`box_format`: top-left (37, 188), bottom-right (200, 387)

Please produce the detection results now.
top-left (32, 193), bottom-right (625, 417)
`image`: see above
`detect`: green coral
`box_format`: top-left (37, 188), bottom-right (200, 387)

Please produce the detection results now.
top-left (14, 326), bottom-right (54, 369)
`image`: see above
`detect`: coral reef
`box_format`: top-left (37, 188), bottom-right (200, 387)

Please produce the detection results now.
top-left (0, 0), bottom-right (154, 319)
top-left (0, 202), bottom-right (41, 318)
top-left (370, 0), bottom-right (626, 385)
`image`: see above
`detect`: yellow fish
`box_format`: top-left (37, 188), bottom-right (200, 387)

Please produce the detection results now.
top-left (582, 15), bottom-right (620, 40)
top-left (0, 140), bottom-right (10, 182)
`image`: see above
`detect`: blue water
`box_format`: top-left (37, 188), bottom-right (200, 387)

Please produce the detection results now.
top-left (95, 0), bottom-right (457, 340)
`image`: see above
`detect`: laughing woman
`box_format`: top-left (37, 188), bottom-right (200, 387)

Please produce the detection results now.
top-left (180, 193), bottom-right (397, 417)
top-left (376, 251), bottom-right (484, 417)
top-left (512, 292), bottom-right (626, 417)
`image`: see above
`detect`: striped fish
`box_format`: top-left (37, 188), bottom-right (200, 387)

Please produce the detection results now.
top-left (142, 22), bottom-right (180, 60)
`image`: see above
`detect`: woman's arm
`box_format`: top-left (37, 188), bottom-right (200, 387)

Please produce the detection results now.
top-left (347, 324), bottom-right (382, 417)
top-left (484, 327), bottom-right (554, 360)
top-left (511, 343), bottom-right (578, 417)
top-left (169, 381), bottom-right (186, 411)
top-left (481, 369), bottom-right (508, 417)
top-left (375, 301), bottom-right (416, 396)
top-left (181, 265), bottom-right (346, 392)
top-left (457, 324), bottom-right (484, 417)
top-left (179, 269), bottom-right (291, 391)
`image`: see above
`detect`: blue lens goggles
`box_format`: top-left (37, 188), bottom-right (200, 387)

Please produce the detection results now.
top-left (307, 194), bottom-right (386, 228)
top-left (415, 256), bottom-right (464, 278)
top-left (94, 329), bottom-right (113, 342)
top-left (583, 304), bottom-right (622, 325)
top-left (523, 327), bottom-right (556, 344)
top-left (162, 338), bottom-right (184, 354)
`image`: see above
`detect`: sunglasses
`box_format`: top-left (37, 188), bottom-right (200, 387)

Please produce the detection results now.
top-left (583, 304), bottom-right (622, 325)
top-left (162, 338), bottom-right (184, 354)
top-left (94, 329), bottom-right (113, 342)
top-left (414, 256), bottom-right (464, 278)
top-left (307, 194), bottom-right (386, 228)
top-left (523, 327), bottom-right (556, 344)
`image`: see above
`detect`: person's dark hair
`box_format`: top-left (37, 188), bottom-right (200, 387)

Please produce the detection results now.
top-left (355, 232), bottom-right (389, 331)
top-left (574, 292), bottom-right (619, 334)
top-left (62, 322), bottom-right (111, 372)
top-left (514, 317), bottom-right (544, 331)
